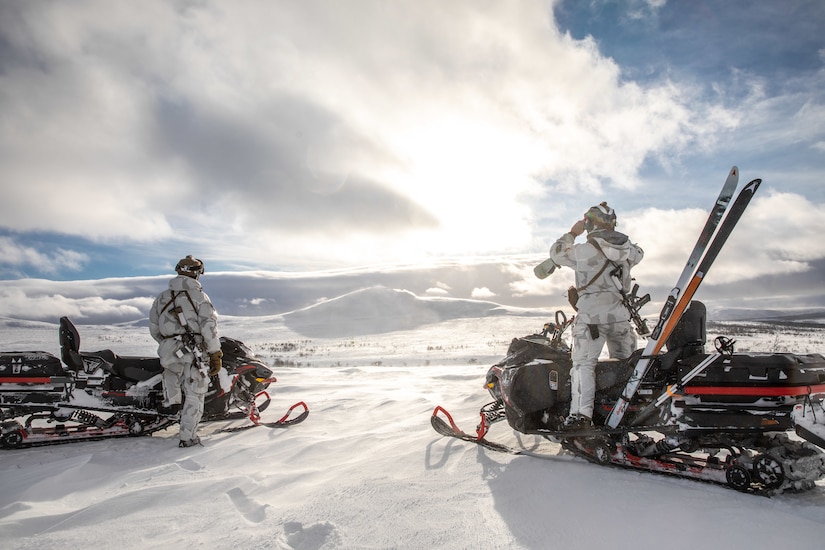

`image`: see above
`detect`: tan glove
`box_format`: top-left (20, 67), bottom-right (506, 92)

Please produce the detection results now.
top-left (569, 219), bottom-right (586, 237)
top-left (208, 350), bottom-right (223, 376)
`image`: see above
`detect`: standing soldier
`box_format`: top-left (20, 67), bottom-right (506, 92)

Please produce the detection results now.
top-left (150, 255), bottom-right (223, 447)
top-left (550, 203), bottom-right (644, 430)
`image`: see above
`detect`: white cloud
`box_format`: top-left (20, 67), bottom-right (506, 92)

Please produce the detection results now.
top-left (0, 287), bottom-right (151, 322)
top-left (626, 0), bottom-right (668, 21)
top-left (0, 237), bottom-right (89, 275)
top-left (621, 191), bottom-right (825, 289)
top-left (471, 287), bottom-right (496, 299)
top-left (712, 191), bottom-right (825, 282)
top-left (425, 287), bottom-right (449, 296)
top-left (0, 0), bottom-right (739, 269)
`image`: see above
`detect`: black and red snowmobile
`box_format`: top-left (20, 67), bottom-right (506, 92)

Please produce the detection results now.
top-left (432, 168), bottom-right (825, 494)
top-left (0, 316), bottom-right (308, 448)
top-left (432, 305), bottom-right (825, 493)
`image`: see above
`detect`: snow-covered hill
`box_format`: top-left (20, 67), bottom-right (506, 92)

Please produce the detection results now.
top-left (282, 285), bottom-right (542, 338)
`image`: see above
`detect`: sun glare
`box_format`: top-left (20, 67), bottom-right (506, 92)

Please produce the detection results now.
top-left (386, 116), bottom-right (544, 256)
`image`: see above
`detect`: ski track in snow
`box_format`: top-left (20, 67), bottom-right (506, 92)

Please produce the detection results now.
top-left (2, 315), bottom-right (825, 549)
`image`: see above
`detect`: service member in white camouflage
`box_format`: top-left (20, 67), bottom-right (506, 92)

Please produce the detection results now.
top-left (149, 256), bottom-right (223, 447)
top-left (550, 203), bottom-right (644, 430)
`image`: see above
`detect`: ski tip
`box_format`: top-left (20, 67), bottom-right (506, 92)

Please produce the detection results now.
top-left (730, 166), bottom-right (738, 177)
top-left (745, 178), bottom-right (761, 191)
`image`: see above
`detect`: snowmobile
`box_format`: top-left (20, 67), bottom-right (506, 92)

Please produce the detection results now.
top-left (432, 303), bottom-right (825, 493)
top-left (0, 316), bottom-right (308, 448)
top-left (432, 169), bottom-right (825, 493)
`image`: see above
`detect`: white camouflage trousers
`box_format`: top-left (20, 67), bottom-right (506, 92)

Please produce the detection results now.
top-left (161, 351), bottom-right (209, 443)
top-left (569, 320), bottom-right (636, 419)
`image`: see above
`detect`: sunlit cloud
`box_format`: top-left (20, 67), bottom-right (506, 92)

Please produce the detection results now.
top-left (471, 287), bottom-right (496, 299)
top-left (0, 0), bottom-right (742, 270)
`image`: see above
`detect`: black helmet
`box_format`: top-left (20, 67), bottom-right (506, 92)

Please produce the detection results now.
top-left (584, 202), bottom-right (617, 232)
top-left (175, 255), bottom-right (205, 278)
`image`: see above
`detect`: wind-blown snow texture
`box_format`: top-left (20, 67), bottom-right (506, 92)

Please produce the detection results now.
top-left (2, 305), bottom-right (825, 549)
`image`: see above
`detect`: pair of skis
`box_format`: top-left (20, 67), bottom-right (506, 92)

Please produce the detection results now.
top-left (607, 167), bottom-right (761, 428)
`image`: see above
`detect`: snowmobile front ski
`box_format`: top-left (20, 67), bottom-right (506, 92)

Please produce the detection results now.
top-left (608, 176), bottom-right (761, 428)
top-left (268, 400), bottom-right (310, 426)
top-left (216, 401), bottom-right (310, 433)
top-left (431, 405), bottom-right (525, 454)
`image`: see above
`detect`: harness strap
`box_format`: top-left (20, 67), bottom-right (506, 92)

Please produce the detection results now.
top-left (159, 290), bottom-right (201, 336)
top-left (576, 257), bottom-right (611, 293)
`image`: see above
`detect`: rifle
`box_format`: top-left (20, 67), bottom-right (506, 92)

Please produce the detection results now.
top-left (166, 292), bottom-right (210, 378)
top-left (609, 265), bottom-right (651, 336)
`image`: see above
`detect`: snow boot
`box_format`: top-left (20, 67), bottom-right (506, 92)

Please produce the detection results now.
top-left (160, 403), bottom-right (182, 420)
top-left (179, 435), bottom-right (202, 448)
top-left (563, 414), bottom-right (593, 431)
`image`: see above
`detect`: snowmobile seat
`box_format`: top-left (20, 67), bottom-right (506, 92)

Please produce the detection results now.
top-left (76, 349), bottom-right (162, 382)
top-left (58, 318), bottom-right (121, 376)
top-left (58, 317), bottom-right (163, 381)
top-left (59, 316), bottom-right (85, 372)
top-left (109, 354), bottom-right (163, 382)
top-left (660, 301), bottom-right (707, 370)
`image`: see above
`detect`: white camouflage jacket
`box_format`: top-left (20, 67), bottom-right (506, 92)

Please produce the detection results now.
top-left (149, 275), bottom-right (220, 361)
top-left (550, 229), bottom-right (644, 324)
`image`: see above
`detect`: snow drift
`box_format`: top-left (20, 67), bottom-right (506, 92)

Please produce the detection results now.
top-left (1, 304), bottom-right (825, 548)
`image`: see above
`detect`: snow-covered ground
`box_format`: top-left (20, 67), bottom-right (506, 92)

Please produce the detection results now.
top-left (2, 313), bottom-right (825, 549)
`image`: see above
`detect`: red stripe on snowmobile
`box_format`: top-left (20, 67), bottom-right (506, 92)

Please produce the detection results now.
top-left (0, 377), bottom-right (53, 384)
top-left (683, 384), bottom-right (825, 397)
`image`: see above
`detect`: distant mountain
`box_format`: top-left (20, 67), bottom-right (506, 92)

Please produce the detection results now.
top-left (0, 317), bottom-right (59, 330)
top-left (282, 286), bottom-right (544, 338)
top-left (709, 307), bottom-right (825, 322)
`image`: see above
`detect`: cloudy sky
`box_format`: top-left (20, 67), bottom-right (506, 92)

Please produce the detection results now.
top-left (1, 0), bottom-right (824, 323)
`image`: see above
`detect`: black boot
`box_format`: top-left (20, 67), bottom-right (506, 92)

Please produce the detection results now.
top-left (563, 414), bottom-right (593, 431)
top-left (160, 403), bottom-right (182, 417)
top-left (179, 435), bottom-right (202, 448)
